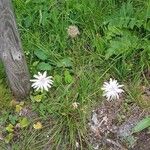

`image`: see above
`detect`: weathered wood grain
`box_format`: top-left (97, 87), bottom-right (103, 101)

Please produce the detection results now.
top-left (0, 0), bottom-right (30, 100)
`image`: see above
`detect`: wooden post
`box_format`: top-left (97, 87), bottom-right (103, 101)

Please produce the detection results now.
top-left (0, 0), bottom-right (30, 100)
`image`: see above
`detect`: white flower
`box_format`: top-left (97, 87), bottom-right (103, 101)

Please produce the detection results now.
top-left (67, 25), bottom-right (80, 38)
top-left (30, 71), bottom-right (53, 92)
top-left (101, 78), bottom-right (124, 101)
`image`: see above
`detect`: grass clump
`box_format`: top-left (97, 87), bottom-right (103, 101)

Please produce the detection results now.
top-left (0, 84), bottom-right (11, 110)
top-left (0, 0), bottom-right (149, 149)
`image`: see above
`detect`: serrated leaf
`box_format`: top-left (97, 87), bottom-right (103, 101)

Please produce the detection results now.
top-left (33, 94), bottom-right (43, 102)
top-left (15, 105), bottom-right (23, 113)
top-left (54, 74), bottom-right (62, 85)
top-left (4, 133), bottom-right (14, 143)
top-left (34, 49), bottom-right (48, 61)
top-left (37, 62), bottom-right (52, 71)
top-left (19, 118), bottom-right (30, 128)
top-left (64, 70), bottom-right (73, 83)
top-left (6, 124), bottom-right (14, 132)
top-left (133, 117), bottom-right (150, 133)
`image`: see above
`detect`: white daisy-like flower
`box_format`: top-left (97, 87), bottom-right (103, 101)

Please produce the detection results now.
top-left (101, 78), bottom-right (124, 101)
top-left (30, 71), bottom-right (53, 92)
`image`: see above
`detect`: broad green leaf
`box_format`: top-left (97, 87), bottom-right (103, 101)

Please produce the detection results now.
top-left (9, 115), bottom-right (18, 125)
top-left (57, 58), bottom-right (72, 67)
top-left (133, 117), bottom-right (150, 133)
top-left (19, 118), bottom-right (30, 128)
top-left (34, 49), bottom-right (48, 61)
top-left (32, 61), bottom-right (39, 67)
top-left (25, 0), bottom-right (31, 4)
top-left (37, 62), bottom-right (52, 71)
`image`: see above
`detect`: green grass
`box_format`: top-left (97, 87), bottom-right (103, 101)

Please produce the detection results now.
top-left (0, 0), bottom-right (150, 149)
